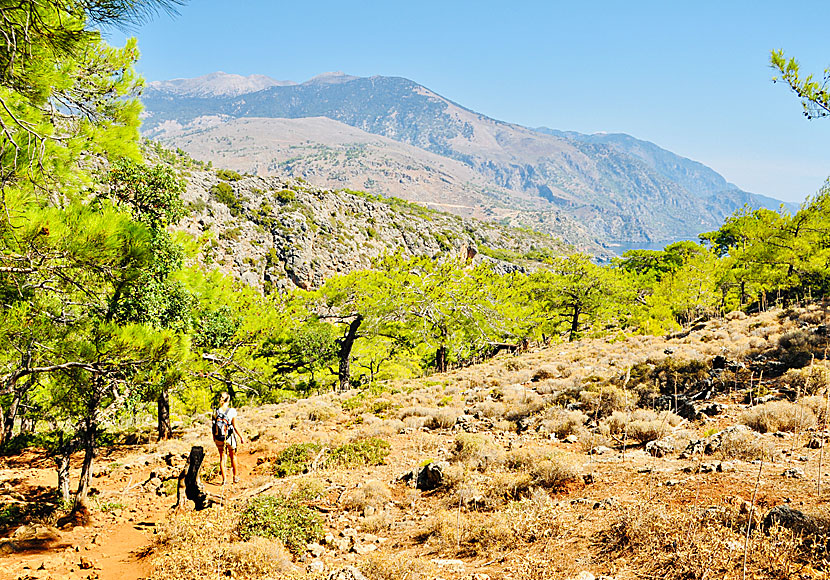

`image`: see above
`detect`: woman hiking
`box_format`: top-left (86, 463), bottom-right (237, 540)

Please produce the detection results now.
top-left (212, 391), bottom-right (244, 485)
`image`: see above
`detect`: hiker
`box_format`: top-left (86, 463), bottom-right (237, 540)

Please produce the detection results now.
top-left (213, 391), bottom-right (244, 485)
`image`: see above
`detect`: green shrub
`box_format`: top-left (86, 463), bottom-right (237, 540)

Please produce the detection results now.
top-left (237, 496), bottom-right (323, 555)
top-left (275, 189), bottom-right (296, 203)
top-left (216, 168), bottom-right (242, 181)
top-left (271, 442), bottom-right (322, 478)
top-left (210, 182), bottom-right (246, 217)
top-left (327, 438), bottom-right (390, 468)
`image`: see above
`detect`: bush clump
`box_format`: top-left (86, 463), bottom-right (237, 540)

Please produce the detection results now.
top-left (216, 168), bottom-right (242, 181)
top-left (327, 437), bottom-right (391, 468)
top-left (740, 400), bottom-right (817, 433)
top-left (271, 442), bottom-right (322, 477)
top-left (237, 496), bottom-right (323, 554)
top-left (275, 189), bottom-right (296, 202)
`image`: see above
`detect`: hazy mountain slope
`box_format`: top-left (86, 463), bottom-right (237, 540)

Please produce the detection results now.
top-left (142, 72), bottom-right (794, 245)
top-left (537, 128), bottom-right (799, 214)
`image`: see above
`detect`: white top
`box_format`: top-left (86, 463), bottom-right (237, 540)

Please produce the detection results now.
top-left (219, 406), bottom-right (237, 421)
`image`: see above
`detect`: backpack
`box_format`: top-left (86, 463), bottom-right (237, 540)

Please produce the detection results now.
top-left (212, 408), bottom-right (232, 441)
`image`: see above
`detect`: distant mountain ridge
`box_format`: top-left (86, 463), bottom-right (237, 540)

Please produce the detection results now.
top-left (141, 72), bottom-right (796, 248)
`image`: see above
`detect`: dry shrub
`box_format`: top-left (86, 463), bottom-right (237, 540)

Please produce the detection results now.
top-left (784, 364), bottom-right (830, 395)
top-left (286, 477), bottom-right (327, 502)
top-left (494, 419), bottom-right (518, 432)
top-left (473, 401), bottom-right (506, 419)
top-left (712, 430), bottom-right (771, 461)
top-left (579, 385), bottom-right (630, 418)
top-left (431, 408), bottom-right (459, 429)
top-left (542, 408), bottom-right (587, 439)
top-left (532, 366), bottom-right (558, 381)
top-left (306, 404), bottom-right (338, 422)
top-left (361, 511), bottom-right (393, 533)
top-left (740, 400), bottom-right (817, 433)
top-left (151, 511), bottom-right (296, 580)
top-left (452, 433), bottom-right (504, 470)
top-left (343, 480), bottom-right (392, 512)
top-left (403, 416), bottom-right (429, 430)
top-left (488, 471), bottom-right (533, 502)
top-left (506, 448), bottom-right (581, 491)
top-left (359, 550), bottom-right (436, 580)
top-left (605, 409), bottom-right (682, 443)
top-left (799, 395), bottom-right (830, 423)
top-left (594, 503), bottom-right (826, 580)
top-left (423, 498), bottom-right (563, 556)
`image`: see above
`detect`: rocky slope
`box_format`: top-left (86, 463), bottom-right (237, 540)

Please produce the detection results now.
top-left (175, 165), bottom-right (576, 291)
top-left (142, 72), bottom-right (793, 248)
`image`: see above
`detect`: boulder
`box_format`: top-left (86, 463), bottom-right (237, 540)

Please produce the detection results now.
top-left (416, 461), bottom-right (448, 491)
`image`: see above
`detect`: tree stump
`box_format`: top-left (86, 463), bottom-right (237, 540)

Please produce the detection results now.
top-left (175, 446), bottom-right (220, 511)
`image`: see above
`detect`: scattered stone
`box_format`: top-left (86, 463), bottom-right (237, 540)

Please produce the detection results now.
top-left (700, 402), bottom-right (725, 416)
top-left (806, 437), bottom-right (824, 449)
top-left (591, 446), bottom-right (613, 455)
top-left (717, 462), bottom-right (737, 473)
top-left (328, 566), bottom-right (369, 580)
top-left (782, 467), bottom-right (805, 479)
top-left (645, 439), bottom-right (674, 458)
top-left (307, 543), bottom-right (325, 558)
top-left (572, 572), bottom-right (595, 580)
top-left (79, 556), bottom-right (96, 570)
top-left (308, 560), bottom-right (326, 574)
top-left (565, 434), bottom-right (579, 444)
top-left (468, 574), bottom-right (491, 580)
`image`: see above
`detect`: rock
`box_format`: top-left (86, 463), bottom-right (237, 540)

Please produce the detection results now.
top-left (782, 467), bottom-right (805, 479)
top-left (700, 402), bottom-right (725, 416)
top-left (350, 542), bottom-right (377, 555)
top-left (806, 436), bottom-right (824, 449)
top-left (416, 461), bottom-right (448, 491)
top-left (308, 560), bottom-right (326, 574)
top-left (565, 434), bottom-right (579, 444)
top-left (307, 543), bottom-right (325, 558)
top-left (590, 445), bottom-right (613, 455)
top-left (763, 505), bottom-right (819, 535)
top-left (328, 566), bottom-right (369, 580)
top-left (717, 462), bottom-right (736, 473)
top-left (712, 355), bottom-right (727, 370)
top-left (645, 439), bottom-right (674, 458)
top-left (322, 533), bottom-right (335, 545)
top-left (573, 572), bottom-right (595, 580)
top-left (79, 556), bottom-right (97, 570)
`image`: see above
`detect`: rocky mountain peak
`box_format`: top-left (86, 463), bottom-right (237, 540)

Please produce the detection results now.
top-left (146, 71), bottom-right (295, 97)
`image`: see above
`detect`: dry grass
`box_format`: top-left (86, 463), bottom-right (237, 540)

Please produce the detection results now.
top-left (358, 550), bottom-right (436, 580)
top-left (451, 433), bottom-right (504, 469)
top-left (342, 480), bottom-right (392, 512)
top-left (740, 400), bottom-right (817, 433)
top-left (712, 429), bottom-right (772, 461)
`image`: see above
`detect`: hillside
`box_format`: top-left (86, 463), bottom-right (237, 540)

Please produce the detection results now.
top-left (5, 303), bottom-right (830, 579)
top-left (172, 162), bottom-right (580, 291)
top-left (142, 72), bottom-right (794, 248)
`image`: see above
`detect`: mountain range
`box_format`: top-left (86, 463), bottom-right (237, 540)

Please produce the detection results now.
top-left (140, 72), bottom-right (796, 250)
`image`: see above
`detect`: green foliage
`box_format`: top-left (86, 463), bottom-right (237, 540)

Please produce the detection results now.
top-left (271, 442), bottom-right (323, 478)
top-left (326, 437), bottom-right (390, 468)
top-left (210, 182), bottom-right (246, 217)
top-left (771, 49), bottom-right (830, 120)
top-left (216, 168), bottom-right (243, 181)
top-left (275, 189), bottom-right (296, 202)
top-left (237, 496), bottom-right (324, 555)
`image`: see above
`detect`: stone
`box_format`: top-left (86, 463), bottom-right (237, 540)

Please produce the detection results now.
top-left (591, 445), bottom-right (613, 455)
top-left (79, 556), bottom-right (96, 570)
top-left (416, 461), bottom-right (448, 491)
top-left (307, 543), bottom-right (325, 558)
top-left (782, 467), bottom-right (805, 479)
top-left (350, 542), bottom-right (377, 555)
top-left (806, 436), bottom-right (824, 449)
top-left (763, 505), bottom-right (818, 535)
top-left (308, 560), bottom-right (326, 574)
top-left (565, 434), bottom-right (579, 444)
top-left (573, 572), bottom-right (596, 580)
top-left (717, 462), bottom-right (736, 472)
top-left (328, 566), bottom-right (369, 580)
top-left (645, 439), bottom-right (674, 458)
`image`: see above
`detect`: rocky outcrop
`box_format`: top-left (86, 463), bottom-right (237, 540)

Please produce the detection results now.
top-left (176, 170), bottom-right (570, 291)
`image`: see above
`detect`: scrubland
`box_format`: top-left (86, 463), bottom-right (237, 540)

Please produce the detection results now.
top-left (6, 303), bottom-right (830, 579)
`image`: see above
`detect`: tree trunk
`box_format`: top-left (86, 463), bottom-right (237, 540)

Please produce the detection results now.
top-left (72, 421), bottom-right (96, 512)
top-left (57, 453), bottom-right (71, 504)
top-left (337, 315), bottom-right (363, 392)
top-left (157, 389), bottom-right (172, 440)
top-left (569, 307), bottom-right (581, 342)
top-left (2, 387), bottom-right (23, 444)
top-left (436, 345), bottom-right (447, 373)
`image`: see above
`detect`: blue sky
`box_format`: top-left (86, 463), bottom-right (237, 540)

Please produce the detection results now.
top-left (108, 0), bottom-right (830, 203)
